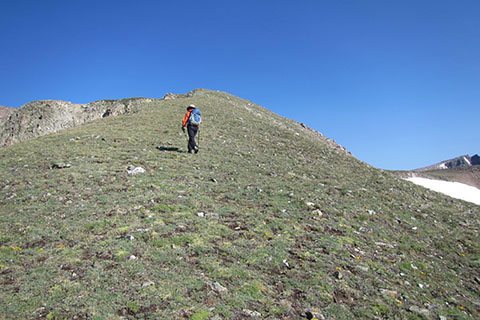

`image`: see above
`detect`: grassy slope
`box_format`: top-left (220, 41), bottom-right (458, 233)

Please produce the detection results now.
top-left (0, 89), bottom-right (479, 319)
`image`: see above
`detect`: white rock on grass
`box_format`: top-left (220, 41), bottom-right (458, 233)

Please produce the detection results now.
top-left (243, 309), bottom-right (262, 317)
top-left (142, 280), bottom-right (155, 287)
top-left (127, 166), bottom-right (145, 175)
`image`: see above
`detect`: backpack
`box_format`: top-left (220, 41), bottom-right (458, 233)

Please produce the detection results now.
top-left (189, 108), bottom-right (202, 126)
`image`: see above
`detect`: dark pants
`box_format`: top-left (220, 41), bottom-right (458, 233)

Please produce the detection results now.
top-left (187, 124), bottom-right (199, 152)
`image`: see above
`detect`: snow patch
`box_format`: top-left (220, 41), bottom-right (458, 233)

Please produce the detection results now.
top-left (406, 177), bottom-right (480, 206)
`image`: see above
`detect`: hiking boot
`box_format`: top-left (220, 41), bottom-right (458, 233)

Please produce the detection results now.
top-left (189, 150), bottom-right (194, 154)
top-left (194, 146), bottom-right (199, 154)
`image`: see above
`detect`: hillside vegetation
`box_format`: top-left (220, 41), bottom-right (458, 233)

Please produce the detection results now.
top-left (1, 89), bottom-right (479, 319)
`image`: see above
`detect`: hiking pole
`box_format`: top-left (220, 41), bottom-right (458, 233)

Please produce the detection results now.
top-left (197, 127), bottom-right (200, 148)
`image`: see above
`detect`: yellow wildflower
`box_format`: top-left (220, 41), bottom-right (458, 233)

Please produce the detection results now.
top-left (11, 247), bottom-right (21, 251)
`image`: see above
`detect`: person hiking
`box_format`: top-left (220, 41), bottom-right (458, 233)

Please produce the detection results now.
top-left (181, 104), bottom-right (201, 153)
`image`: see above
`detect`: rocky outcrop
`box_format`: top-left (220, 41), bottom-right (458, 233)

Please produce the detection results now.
top-left (0, 105), bottom-right (15, 126)
top-left (415, 154), bottom-right (479, 171)
top-left (472, 154), bottom-right (480, 166)
top-left (0, 98), bottom-right (154, 147)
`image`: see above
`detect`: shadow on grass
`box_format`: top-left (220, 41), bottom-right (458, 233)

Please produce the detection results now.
top-left (156, 146), bottom-right (184, 153)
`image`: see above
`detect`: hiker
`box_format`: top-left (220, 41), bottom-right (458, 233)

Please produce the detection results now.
top-left (181, 104), bottom-right (201, 153)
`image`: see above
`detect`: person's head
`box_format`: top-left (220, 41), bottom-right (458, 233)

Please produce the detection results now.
top-left (187, 104), bottom-right (195, 111)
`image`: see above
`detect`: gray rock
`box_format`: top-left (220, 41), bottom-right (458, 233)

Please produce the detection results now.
top-left (0, 98), bottom-right (150, 147)
top-left (409, 305), bottom-right (430, 316)
top-left (52, 163), bottom-right (71, 169)
top-left (142, 280), bottom-right (155, 287)
top-left (379, 289), bottom-right (398, 298)
top-left (333, 271), bottom-right (343, 280)
top-left (127, 166), bottom-right (145, 175)
top-left (213, 282), bottom-right (228, 294)
top-left (242, 309), bottom-right (261, 317)
top-left (357, 265), bottom-right (369, 272)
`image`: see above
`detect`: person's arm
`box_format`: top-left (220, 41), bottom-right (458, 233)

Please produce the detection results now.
top-left (182, 111), bottom-right (190, 128)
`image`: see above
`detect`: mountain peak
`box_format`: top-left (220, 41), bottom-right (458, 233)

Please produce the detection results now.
top-left (415, 154), bottom-right (479, 171)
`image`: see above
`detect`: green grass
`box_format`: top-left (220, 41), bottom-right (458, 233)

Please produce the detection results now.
top-left (1, 89), bottom-right (479, 319)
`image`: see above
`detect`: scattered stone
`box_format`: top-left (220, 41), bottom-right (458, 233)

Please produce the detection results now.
top-left (6, 193), bottom-right (16, 200)
top-left (312, 209), bottom-right (323, 217)
top-left (439, 316), bottom-right (447, 320)
top-left (474, 277), bottom-right (480, 285)
top-left (282, 259), bottom-right (293, 269)
top-left (210, 178), bottom-right (218, 183)
top-left (306, 202), bottom-right (315, 206)
top-left (176, 225), bottom-right (187, 232)
top-left (213, 282), bottom-right (228, 294)
top-left (302, 311), bottom-right (324, 320)
top-left (333, 270), bottom-right (343, 280)
top-left (408, 305), bottom-right (430, 317)
top-left (142, 280), bottom-right (155, 287)
top-left (367, 209), bottom-right (376, 215)
top-left (379, 289), bottom-right (398, 298)
top-left (242, 309), bottom-right (261, 317)
top-left (279, 299), bottom-right (292, 309)
top-left (206, 212), bottom-right (219, 219)
top-left (357, 265), bottom-right (369, 272)
top-left (52, 163), bottom-right (71, 169)
top-left (375, 242), bottom-right (394, 248)
top-left (127, 235), bottom-right (134, 240)
top-left (129, 255), bottom-right (137, 261)
top-left (127, 166), bottom-right (145, 175)
top-left (196, 212), bottom-right (205, 218)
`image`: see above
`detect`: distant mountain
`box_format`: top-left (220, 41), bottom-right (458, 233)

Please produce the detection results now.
top-left (415, 154), bottom-right (479, 171)
top-left (408, 154), bottom-right (480, 189)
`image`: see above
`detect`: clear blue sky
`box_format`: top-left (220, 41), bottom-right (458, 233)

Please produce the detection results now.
top-left (1, 0), bottom-right (478, 170)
